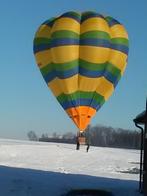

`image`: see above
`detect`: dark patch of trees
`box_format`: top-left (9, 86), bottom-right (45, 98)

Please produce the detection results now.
top-left (39, 132), bottom-right (77, 144)
top-left (28, 125), bottom-right (141, 149)
top-left (27, 131), bottom-right (38, 141)
top-left (88, 125), bottom-right (140, 149)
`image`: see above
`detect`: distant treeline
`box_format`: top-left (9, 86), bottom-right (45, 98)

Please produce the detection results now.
top-left (27, 125), bottom-right (141, 149)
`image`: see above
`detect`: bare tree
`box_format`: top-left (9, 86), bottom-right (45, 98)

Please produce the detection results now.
top-left (27, 131), bottom-right (38, 141)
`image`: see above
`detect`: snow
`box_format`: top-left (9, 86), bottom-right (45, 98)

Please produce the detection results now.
top-left (0, 138), bottom-right (141, 196)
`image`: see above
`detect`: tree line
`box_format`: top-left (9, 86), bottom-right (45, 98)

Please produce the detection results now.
top-left (27, 125), bottom-right (141, 149)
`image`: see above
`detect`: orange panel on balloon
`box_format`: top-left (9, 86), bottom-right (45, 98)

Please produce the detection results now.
top-left (66, 106), bottom-right (96, 131)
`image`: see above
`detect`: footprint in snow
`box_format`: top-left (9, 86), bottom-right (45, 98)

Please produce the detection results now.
top-left (58, 167), bottom-right (69, 174)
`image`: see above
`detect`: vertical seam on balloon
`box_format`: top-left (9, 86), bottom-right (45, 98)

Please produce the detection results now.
top-left (106, 16), bottom-right (124, 87)
top-left (68, 14), bottom-right (81, 119)
top-left (51, 13), bottom-right (80, 120)
top-left (95, 15), bottom-right (114, 103)
top-left (82, 14), bottom-right (99, 128)
top-left (81, 15), bottom-right (109, 120)
top-left (80, 13), bottom-right (99, 126)
top-left (78, 13), bottom-right (82, 129)
top-left (50, 15), bottom-right (65, 112)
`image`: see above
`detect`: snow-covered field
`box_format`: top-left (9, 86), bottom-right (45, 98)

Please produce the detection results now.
top-left (0, 139), bottom-right (141, 196)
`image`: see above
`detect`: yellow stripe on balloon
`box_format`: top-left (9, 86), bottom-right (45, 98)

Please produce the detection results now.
top-left (48, 75), bottom-right (78, 95)
top-left (51, 46), bottom-right (79, 63)
top-left (96, 77), bottom-right (114, 100)
top-left (35, 25), bottom-right (51, 38)
top-left (80, 46), bottom-right (110, 64)
top-left (48, 79), bottom-right (62, 97)
top-left (78, 76), bottom-right (114, 100)
top-left (81, 18), bottom-right (110, 34)
top-left (35, 49), bottom-right (51, 68)
top-left (79, 75), bottom-right (99, 91)
top-left (49, 74), bottom-right (115, 101)
top-left (51, 18), bottom-right (80, 34)
top-left (109, 49), bottom-right (128, 72)
top-left (58, 75), bottom-right (78, 94)
top-left (119, 62), bottom-right (127, 75)
top-left (110, 24), bottom-right (128, 38)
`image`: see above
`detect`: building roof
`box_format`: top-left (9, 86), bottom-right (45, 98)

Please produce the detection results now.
top-left (133, 110), bottom-right (147, 124)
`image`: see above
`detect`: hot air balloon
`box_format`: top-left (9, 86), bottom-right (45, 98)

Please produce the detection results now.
top-left (33, 11), bottom-right (129, 134)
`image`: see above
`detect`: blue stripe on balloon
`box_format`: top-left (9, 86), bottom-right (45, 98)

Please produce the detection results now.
top-left (79, 67), bottom-right (104, 78)
top-left (42, 18), bottom-right (56, 27)
top-left (59, 12), bottom-right (81, 23)
top-left (80, 38), bottom-right (110, 48)
top-left (61, 99), bottom-right (79, 109)
top-left (81, 13), bottom-right (104, 23)
top-left (43, 67), bottom-right (78, 83)
top-left (56, 67), bottom-right (78, 79)
top-left (80, 39), bottom-right (128, 55)
top-left (103, 71), bottom-right (119, 87)
top-left (43, 71), bottom-right (56, 83)
top-left (107, 18), bottom-right (120, 27)
top-left (43, 66), bottom-right (119, 87)
top-left (33, 44), bottom-right (50, 53)
top-left (60, 98), bottom-right (102, 110)
top-left (95, 104), bottom-right (101, 111)
top-left (79, 67), bottom-right (119, 87)
top-left (110, 43), bottom-right (129, 55)
top-left (50, 38), bottom-right (111, 48)
top-left (34, 39), bottom-right (128, 55)
top-left (50, 38), bottom-right (79, 48)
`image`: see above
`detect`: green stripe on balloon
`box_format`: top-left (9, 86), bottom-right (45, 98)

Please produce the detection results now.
top-left (111, 38), bottom-right (129, 46)
top-left (80, 31), bottom-right (111, 40)
top-left (57, 91), bottom-right (105, 105)
top-left (54, 60), bottom-right (78, 71)
top-left (41, 61), bottom-right (78, 76)
top-left (79, 59), bottom-right (121, 78)
top-left (51, 59), bottom-right (121, 74)
top-left (51, 30), bottom-right (79, 39)
top-left (40, 64), bottom-right (54, 76)
top-left (40, 59), bottom-right (121, 81)
top-left (79, 59), bottom-right (105, 71)
top-left (106, 62), bottom-right (122, 79)
top-left (34, 38), bottom-right (51, 45)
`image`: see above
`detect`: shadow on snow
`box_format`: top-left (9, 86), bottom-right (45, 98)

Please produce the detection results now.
top-left (0, 165), bottom-right (140, 196)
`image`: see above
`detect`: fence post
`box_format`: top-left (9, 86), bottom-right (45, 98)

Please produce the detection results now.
top-left (143, 99), bottom-right (147, 194)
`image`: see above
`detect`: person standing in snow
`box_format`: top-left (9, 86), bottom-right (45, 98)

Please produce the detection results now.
top-left (76, 137), bottom-right (80, 150)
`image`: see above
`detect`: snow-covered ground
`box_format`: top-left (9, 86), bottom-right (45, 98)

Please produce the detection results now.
top-left (0, 139), bottom-right (141, 196)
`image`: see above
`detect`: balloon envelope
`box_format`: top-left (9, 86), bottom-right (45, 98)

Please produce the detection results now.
top-left (33, 11), bottom-right (129, 131)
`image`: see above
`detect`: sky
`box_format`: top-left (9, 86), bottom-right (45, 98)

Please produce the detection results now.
top-left (0, 0), bottom-right (147, 139)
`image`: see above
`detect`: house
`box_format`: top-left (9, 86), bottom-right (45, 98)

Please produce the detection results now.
top-left (134, 109), bottom-right (147, 194)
